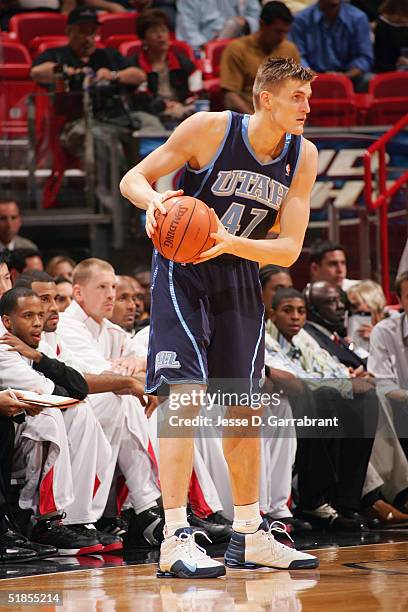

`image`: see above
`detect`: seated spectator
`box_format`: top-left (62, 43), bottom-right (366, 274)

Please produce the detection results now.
top-left (30, 8), bottom-right (147, 150)
top-left (221, 2), bottom-right (300, 113)
top-left (55, 276), bottom-right (73, 312)
top-left (368, 271), bottom-right (408, 459)
top-left (0, 200), bottom-right (38, 254)
top-left (347, 280), bottom-right (388, 355)
top-left (267, 288), bottom-right (375, 530)
top-left (9, 249), bottom-right (44, 284)
top-left (374, 0), bottom-right (408, 72)
top-left (133, 9), bottom-right (197, 123)
top-left (46, 255), bottom-right (76, 281)
top-left (260, 264), bottom-right (293, 321)
top-left (176, 0), bottom-right (261, 50)
top-left (290, 0), bottom-right (374, 91)
top-left (31, 9), bottom-right (145, 88)
top-left (270, 288), bottom-right (408, 527)
top-left (304, 280), bottom-right (366, 368)
top-left (309, 239), bottom-right (358, 292)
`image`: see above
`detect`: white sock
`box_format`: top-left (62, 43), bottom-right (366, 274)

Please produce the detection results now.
top-left (164, 506), bottom-right (189, 537)
top-left (232, 501), bottom-right (263, 534)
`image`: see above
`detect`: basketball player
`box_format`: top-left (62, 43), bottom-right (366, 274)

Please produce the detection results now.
top-left (120, 57), bottom-right (319, 577)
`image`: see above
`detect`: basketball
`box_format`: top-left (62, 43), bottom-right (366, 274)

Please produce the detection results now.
top-left (152, 195), bottom-right (217, 263)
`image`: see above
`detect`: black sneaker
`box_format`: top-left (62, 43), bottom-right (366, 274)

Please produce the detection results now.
top-left (0, 527), bottom-right (57, 560)
top-left (70, 524), bottom-right (123, 553)
top-left (296, 504), bottom-right (368, 532)
top-left (0, 530), bottom-right (38, 564)
top-left (263, 514), bottom-right (312, 533)
top-left (122, 507), bottom-right (164, 547)
top-left (31, 515), bottom-right (104, 556)
top-left (188, 510), bottom-right (233, 544)
top-left (204, 511), bottom-right (232, 526)
top-left (95, 516), bottom-right (129, 537)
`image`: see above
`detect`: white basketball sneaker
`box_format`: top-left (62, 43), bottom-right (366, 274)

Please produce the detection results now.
top-left (157, 527), bottom-right (226, 578)
top-left (224, 520), bottom-right (319, 570)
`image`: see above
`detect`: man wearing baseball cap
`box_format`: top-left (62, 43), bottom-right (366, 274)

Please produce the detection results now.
top-left (31, 7), bottom-right (145, 87)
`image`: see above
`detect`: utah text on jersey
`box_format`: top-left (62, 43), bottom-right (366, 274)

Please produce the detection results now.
top-left (211, 170), bottom-right (289, 210)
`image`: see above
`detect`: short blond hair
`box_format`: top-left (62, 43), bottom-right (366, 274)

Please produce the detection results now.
top-left (347, 280), bottom-right (386, 318)
top-left (72, 258), bottom-right (114, 286)
top-left (253, 57), bottom-right (315, 110)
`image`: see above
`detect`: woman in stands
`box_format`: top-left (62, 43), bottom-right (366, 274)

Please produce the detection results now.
top-left (347, 280), bottom-right (391, 354)
top-left (132, 9), bottom-right (198, 123)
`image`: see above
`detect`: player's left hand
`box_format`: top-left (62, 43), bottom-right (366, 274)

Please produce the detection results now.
top-left (194, 211), bottom-right (235, 264)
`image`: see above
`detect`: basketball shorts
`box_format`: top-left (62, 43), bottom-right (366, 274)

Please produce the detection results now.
top-left (145, 251), bottom-right (265, 396)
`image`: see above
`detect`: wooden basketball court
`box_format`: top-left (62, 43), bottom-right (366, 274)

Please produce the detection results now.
top-left (1, 536), bottom-right (408, 611)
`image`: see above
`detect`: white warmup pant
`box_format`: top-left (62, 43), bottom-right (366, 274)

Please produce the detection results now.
top-left (88, 392), bottom-right (161, 516)
top-left (148, 408), bottom-right (223, 516)
top-left (362, 392), bottom-right (408, 501)
top-left (14, 402), bottom-right (112, 524)
top-left (14, 408), bottom-right (74, 516)
top-left (61, 402), bottom-right (112, 524)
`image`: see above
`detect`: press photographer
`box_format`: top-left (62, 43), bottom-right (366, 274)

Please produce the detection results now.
top-left (30, 8), bottom-right (144, 90)
top-left (30, 8), bottom-right (158, 156)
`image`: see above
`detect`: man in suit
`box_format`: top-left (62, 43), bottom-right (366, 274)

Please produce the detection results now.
top-left (304, 280), bottom-right (365, 370)
top-left (0, 201), bottom-right (38, 253)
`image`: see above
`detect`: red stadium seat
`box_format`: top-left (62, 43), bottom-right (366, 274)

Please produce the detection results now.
top-left (9, 12), bottom-right (68, 48)
top-left (0, 64), bottom-right (34, 136)
top-left (308, 73), bottom-right (357, 126)
top-left (98, 12), bottom-right (138, 41)
top-left (104, 34), bottom-right (135, 49)
top-left (369, 71), bottom-right (408, 98)
top-left (33, 37), bottom-right (103, 58)
top-left (0, 40), bottom-right (31, 64)
top-left (120, 38), bottom-right (195, 62)
top-left (203, 38), bottom-right (231, 78)
top-left (367, 72), bottom-right (408, 124)
top-left (29, 35), bottom-right (69, 57)
top-left (168, 39), bottom-right (195, 63)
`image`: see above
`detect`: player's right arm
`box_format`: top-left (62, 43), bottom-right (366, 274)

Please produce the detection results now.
top-left (119, 111), bottom-right (228, 237)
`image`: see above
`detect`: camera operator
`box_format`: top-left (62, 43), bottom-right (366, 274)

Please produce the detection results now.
top-left (30, 8), bottom-right (145, 89)
top-left (30, 8), bottom-right (165, 158)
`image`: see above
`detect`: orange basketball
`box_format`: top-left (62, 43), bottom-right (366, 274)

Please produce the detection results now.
top-left (152, 196), bottom-right (217, 263)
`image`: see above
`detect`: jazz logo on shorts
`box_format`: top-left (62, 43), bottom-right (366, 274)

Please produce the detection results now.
top-left (155, 351), bottom-right (181, 372)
